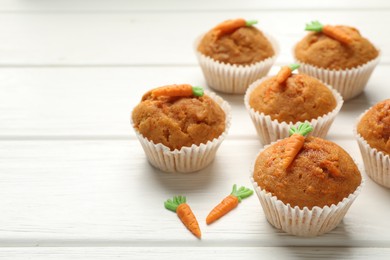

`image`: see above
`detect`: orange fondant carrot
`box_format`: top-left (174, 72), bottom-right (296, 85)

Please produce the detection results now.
top-left (276, 64), bottom-right (300, 84)
top-left (151, 84), bottom-right (204, 98)
top-left (283, 122), bottom-right (313, 169)
top-left (213, 19), bottom-right (257, 38)
top-left (305, 21), bottom-right (353, 45)
top-left (206, 184), bottom-right (253, 225)
top-left (322, 25), bottom-right (353, 45)
top-left (164, 196), bottom-right (201, 238)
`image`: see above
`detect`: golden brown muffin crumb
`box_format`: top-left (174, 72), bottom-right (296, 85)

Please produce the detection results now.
top-left (253, 137), bottom-right (362, 209)
top-left (357, 99), bottom-right (390, 155)
top-left (294, 26), bottom-right (378, 70)
top-left (132, 92), bottom-right (226, 151)
top-left (249, 74), bottom-right (337, 123)
top-left (198, 26), bottom-right (274, 65)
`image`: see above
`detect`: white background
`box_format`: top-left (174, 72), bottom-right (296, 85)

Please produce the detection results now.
top-left (0, 0), bottom-right (390, 259)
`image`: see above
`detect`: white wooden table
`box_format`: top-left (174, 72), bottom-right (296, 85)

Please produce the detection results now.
top-left (1, 0), bottom-right (390, 259)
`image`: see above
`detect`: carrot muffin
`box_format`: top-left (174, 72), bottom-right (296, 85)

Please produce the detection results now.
top-left (132, 85), bottom-right (226, 151)
top-left (254, 132), bottom-right (361, 209)
top-left (195, 18), bottom-right (278, 94)
top-left (249, 67), bottom-right (337, 124)
top-left (198, 19), bottom-right (275, 66)
top-left (294, 21), bottom-right (380, 100)
top-left (355, 99), bottom-right (390, 188)
top-left (244, 64), bottom-right (343, 145)
top-left (131, 84), bottom-right (231, 173)
top-left (295, 23), bottom-right (378, 70)
top-left (357, 99), bottom-right (390, 155)
top-left (251, 123), bottom-right (363, 236)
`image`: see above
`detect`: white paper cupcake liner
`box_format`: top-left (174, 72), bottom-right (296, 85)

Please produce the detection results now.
top-left (250, 141), bottom-right (364, 237)
top-left (244, 76), bottom-right (344, 146)
top-left (295, 54), bottom-right (380, 101)
top-left (354, 111), bottom-right (390, 188)
top-left (131, 91), bottom-right (232, 173)
top-left (194, 33), bottom-right (279, 94)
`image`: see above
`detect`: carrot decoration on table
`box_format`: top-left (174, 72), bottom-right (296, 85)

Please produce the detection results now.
top-left (213, 18), bottom-right (258, 38)
top-left (305, 21), bottom-right (353, 45)
top-left (164, 195), bottom-right (202, 239)
top-left (283, 122), bottom-right (313, 169)
top-left (151, 84), bottom-right (204, 98)
top-left (206, 184), bottom-right (253, 225)
top-left (276, 63), bottom-right (300, 84)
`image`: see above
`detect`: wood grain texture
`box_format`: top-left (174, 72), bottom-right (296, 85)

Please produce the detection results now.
top-left (0, 140), bottom-right (389, 247)
top-left (0, 11), bottom-right (386, 66)
top-left (0, 247), bottom-right (390, 260)
top-left (0, 66), bottom-right (389, 138)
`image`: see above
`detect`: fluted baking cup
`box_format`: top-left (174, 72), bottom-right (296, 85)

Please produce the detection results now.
top-left (244, 76), bottom-right (343, 146)
top-left (354, 112), bottom-right (390, 188)
top-left (250, 142), bottom-right (364, 237)
top-left (131, 91), bottom-right (231, 173)
top-left (296, 54), bottom-right (380, 101)
top-left (194, 33), bottom-right (279, 94)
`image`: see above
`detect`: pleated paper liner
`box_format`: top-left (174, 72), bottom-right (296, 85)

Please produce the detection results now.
top-left (194, 33), bottom-right (279, 94)
top-left (295, 54), bottom-right (380, 101)
top-left (354, 111), bottom-right (390, 188)
top-left (131, 90), bottom-right (231, 173)
top-left (250, 141), bottom-right (364, 237)
top-left (244, 76), bottom-right (344, 146)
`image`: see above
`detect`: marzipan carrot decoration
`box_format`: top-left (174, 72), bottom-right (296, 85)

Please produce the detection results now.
top-left (164, 195), bottom-right (201, 239)
top-left (151, 84), bottom-right (204, 98)
top-left (305, 21), bottom-right (353, 45)
top-left (213, 18), bottom-right (258, 38)
top-left (206, 184), bottom-right (253, 225)
top-left (283, 122), bottom-right (313, 169)
top-left (276, 64), bottom-right (300, 84)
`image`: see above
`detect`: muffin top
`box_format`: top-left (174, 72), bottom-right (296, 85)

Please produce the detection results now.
top-left (249, 65), bottom-right (337, 123)
top-left (197, 19), bottom-right (275, 65)
top-left (253, 123), bottom-right (362, 209)
top-left (294, 22), bottom-right (378, 70)
top-left (357, 99), bottom-right (390, 155)
top-left (132, 84), bottom-right (226, 151)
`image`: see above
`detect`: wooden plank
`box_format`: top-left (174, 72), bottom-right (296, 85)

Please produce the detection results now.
top-left (0, 139), bottom-right (389, 247)
top-left (0, 66), bottom-right (389, 138)
top-left (0, 247), bottom-right (389, 259)
top-left (0, 0), bottom-right (389, 12)
top-left (0, 11), bottom-right (386, 66)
